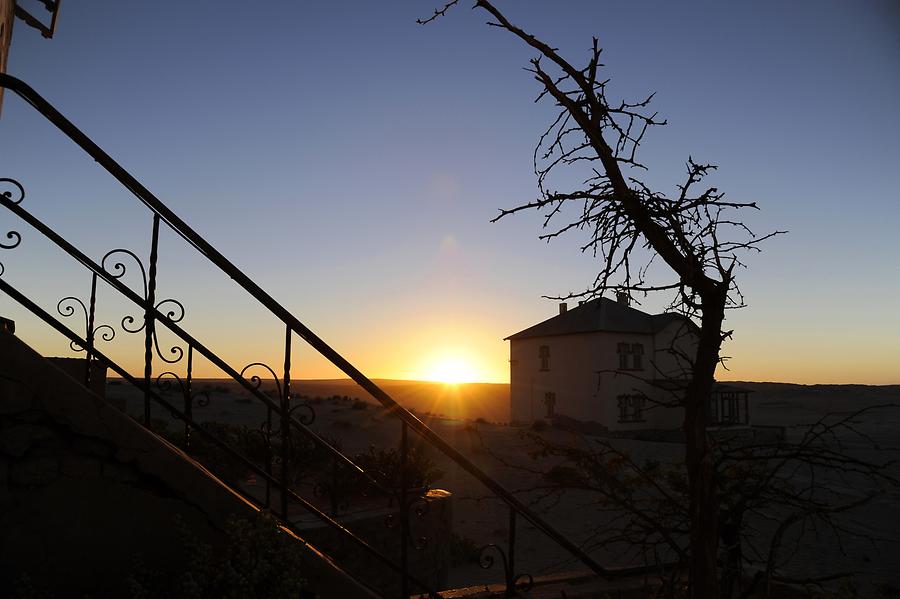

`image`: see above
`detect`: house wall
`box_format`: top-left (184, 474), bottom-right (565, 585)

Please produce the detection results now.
top-left (601, 319), bottom-right (699, 432)
top-left (509, 318), bottom-right (698, 431)
top-left (652, 318), bottom-right (698, 380)
top-left (594, 330), bottom-right (683, 432)
top-left (510, 332), bottom-right (601, 425)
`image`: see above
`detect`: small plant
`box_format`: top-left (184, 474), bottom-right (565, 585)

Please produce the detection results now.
top-left (354, 444), bottom-right (444, 490)
top-left (126, 512), bottom-right (308, 598)
top-left (449, 533), bottom-right (481, 566)
top-left (351, 399), bottom-right (369, 410)
top-left (9, 572), bottom-right (52, 599)
top-left (530, 419), bottom-right (549, 432)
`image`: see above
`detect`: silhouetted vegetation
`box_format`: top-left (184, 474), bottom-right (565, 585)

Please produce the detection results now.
top-left (530, 419), bottom-right (549, 432)
top-left (354, 444), bottom-right (445, 491)
top-left (125, 513), bottom-right (309, 598)
top-left (449, 533), bottom-right (481, 566)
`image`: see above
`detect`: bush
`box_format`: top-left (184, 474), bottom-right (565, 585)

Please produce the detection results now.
top-left (164, 421), bottom-right (344, 486)
top-left (449, 533), bottom-right (481, 566)
top-left (354, 444), bottom-right (444, 491)
top-left (530, 419), bottom-right (549, 432)
top-left (351, 399), bottom-right (369, 410)
top-left (126, 512), bottom-right (309, 598)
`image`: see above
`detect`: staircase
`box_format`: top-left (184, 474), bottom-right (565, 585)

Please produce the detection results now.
top-left (0, 330), bottom-right (377, 598)
top-left (0, 73), bottom-right (644, 598)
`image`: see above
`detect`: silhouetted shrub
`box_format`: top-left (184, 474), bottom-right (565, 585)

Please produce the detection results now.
top-left (10, 514), bottom-right (310, 598)
top-left (125, 512), bottom-right (309, 598)
top-left (531, 419), bottom-right (549, 432)
top-left (166, 421), bottom-right (349, 488)
top-left (449, 533), bottom-right (480, 566)
top-left (354, 444), bottom-right (444, 491)
top-left (351, 399), bottom-right (369, 410)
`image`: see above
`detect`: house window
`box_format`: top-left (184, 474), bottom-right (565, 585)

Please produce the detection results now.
top-left (539, 345), bottom-right (550, 371)
top-left (617, 395), bottom-right (645, 423)
top-left (631, 343), bottom-right (644, 370)
top-left (617, 342), bottom-right (629, 369)
top-left (616, 342), bottom-right (645, 370)
top-left (544, 392), bottom-right (556, 417)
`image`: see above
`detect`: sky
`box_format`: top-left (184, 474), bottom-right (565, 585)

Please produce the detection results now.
top-left (1, 1), bottom-right (898, 385)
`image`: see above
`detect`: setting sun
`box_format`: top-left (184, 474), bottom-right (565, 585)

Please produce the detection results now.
top-left (420, 353), bottom-right (480, 384)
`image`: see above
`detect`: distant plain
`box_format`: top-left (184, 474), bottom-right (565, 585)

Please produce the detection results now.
top-left (107, 378), bottom-right (900, 591)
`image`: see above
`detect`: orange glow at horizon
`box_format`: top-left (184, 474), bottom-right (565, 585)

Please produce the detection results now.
top-left (415, 350), bottom-right (485, 384)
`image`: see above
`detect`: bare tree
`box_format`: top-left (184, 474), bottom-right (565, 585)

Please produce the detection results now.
top-left (419, 1), bottom-right (785, 596)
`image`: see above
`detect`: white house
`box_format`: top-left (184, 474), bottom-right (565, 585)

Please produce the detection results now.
top-left (506, 295), bottom-right (743, 432)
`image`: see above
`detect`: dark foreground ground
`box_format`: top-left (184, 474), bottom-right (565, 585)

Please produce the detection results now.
top-left (107, 379), bottom-right (900, 594)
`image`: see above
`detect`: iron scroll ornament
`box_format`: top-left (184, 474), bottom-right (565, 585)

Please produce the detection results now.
top-left (100, 248), bottom-right (186, 364)
top-left (239, 362), bottom-right (316, 426)
top-left (0, 178), bottom-right (25, 276)
top-left (478, 544), bottom-right (534, 594)
top-left (155, 371), bottom-right (211, 409)
top-left (56, 296), bottom-right (116, 353)
top-left (385, 494), bottom-right (431, 551)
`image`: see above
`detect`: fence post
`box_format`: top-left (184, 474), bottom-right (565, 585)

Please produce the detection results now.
top-left (143, 213), bottom-right (160, 428)
top-left (281, 324), bottom-right (291, 520)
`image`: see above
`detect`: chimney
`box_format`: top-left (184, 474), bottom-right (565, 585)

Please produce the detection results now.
top-left (616, 291), bottom-right (629, 306)
top-left (559, 302), bottom-right (568, 315)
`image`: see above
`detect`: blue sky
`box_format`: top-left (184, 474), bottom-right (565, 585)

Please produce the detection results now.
top-left (1, 1), bottom-right (898, 383)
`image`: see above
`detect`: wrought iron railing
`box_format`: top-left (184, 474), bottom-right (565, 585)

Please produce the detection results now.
top-left (0, 72), bottom-right (649, 596)
top-left (0, 182), bottom-right (433, 597)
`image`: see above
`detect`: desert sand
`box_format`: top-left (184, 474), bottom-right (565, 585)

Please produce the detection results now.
top-left (106, 379), bottom-right (900, 593)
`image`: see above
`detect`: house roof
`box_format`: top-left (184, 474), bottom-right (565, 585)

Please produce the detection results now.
top-left (504, 297), bottom-right (692, 340)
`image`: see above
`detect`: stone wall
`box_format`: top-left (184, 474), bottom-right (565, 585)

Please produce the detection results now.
top-left (0, 331), bottom-right (376, 598)
top-left (45, 356), bottom-right (108, 399)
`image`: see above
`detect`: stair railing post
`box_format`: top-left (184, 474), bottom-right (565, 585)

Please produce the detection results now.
top-left (184, 344), bottom-right (194, 450)
top-left (143, 213), bottom-right (160, 428)
top-left (400, 421), bottom-right (409, 598)
top-left (265, 405), bottom-right (272, 508)
top-left (506, 507), bottom-right (517, 597)
top-left (84, 272), bottom-right (98, 388)
top-left (281, 324), bottom-right (291, 521)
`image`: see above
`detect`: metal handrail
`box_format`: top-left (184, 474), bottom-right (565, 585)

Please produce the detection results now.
top-left (0, 72), bottom-right (613, 582)
top-left (0, 276), bottom-right (432, 597)
top-left (0, 191), bottom-right (393, 504)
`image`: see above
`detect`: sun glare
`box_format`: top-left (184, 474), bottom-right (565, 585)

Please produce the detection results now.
top-left (422, 354), bottom-right (479, 384)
